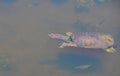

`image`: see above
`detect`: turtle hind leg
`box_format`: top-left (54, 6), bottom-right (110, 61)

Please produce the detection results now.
top-left (105, 47), bottom-right (116, 53)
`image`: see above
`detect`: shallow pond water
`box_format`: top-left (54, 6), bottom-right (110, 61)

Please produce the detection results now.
top-left (0, 0), bottom-right (120, 76)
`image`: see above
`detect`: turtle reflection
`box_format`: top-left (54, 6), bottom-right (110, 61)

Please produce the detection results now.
top-left (55, 53), bottom-right (102, 73)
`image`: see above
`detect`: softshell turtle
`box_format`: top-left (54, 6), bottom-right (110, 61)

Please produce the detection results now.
top-left (48, 32), bottom-right (116, 53)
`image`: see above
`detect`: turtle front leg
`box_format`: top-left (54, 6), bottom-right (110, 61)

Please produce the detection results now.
top-left (59, 42), bottom-right (68, 48)
top-left (59, 42), bottom-right (77, 48)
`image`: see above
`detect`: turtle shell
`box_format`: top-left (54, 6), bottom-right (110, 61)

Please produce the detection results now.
top-left (71, 32), bottom-right (114, 49)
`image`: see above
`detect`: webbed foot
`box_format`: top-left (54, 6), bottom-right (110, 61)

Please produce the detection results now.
top-left (58, 42), bottom-right (67, 48)
top-left (105, 47), bottom-right (116, 53)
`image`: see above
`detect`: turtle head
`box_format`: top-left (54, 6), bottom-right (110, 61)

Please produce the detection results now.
top-left (48, 33), bottom-right (60, 39)
top-left (48, 33), bottom-right (71, 42)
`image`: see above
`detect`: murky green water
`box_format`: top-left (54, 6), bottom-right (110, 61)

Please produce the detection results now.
top-left (0, 0), bottom-right (120, 76)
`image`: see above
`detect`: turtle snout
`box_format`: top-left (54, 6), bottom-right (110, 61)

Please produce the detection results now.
top-left (48, 33), bottom-right (55, 38)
